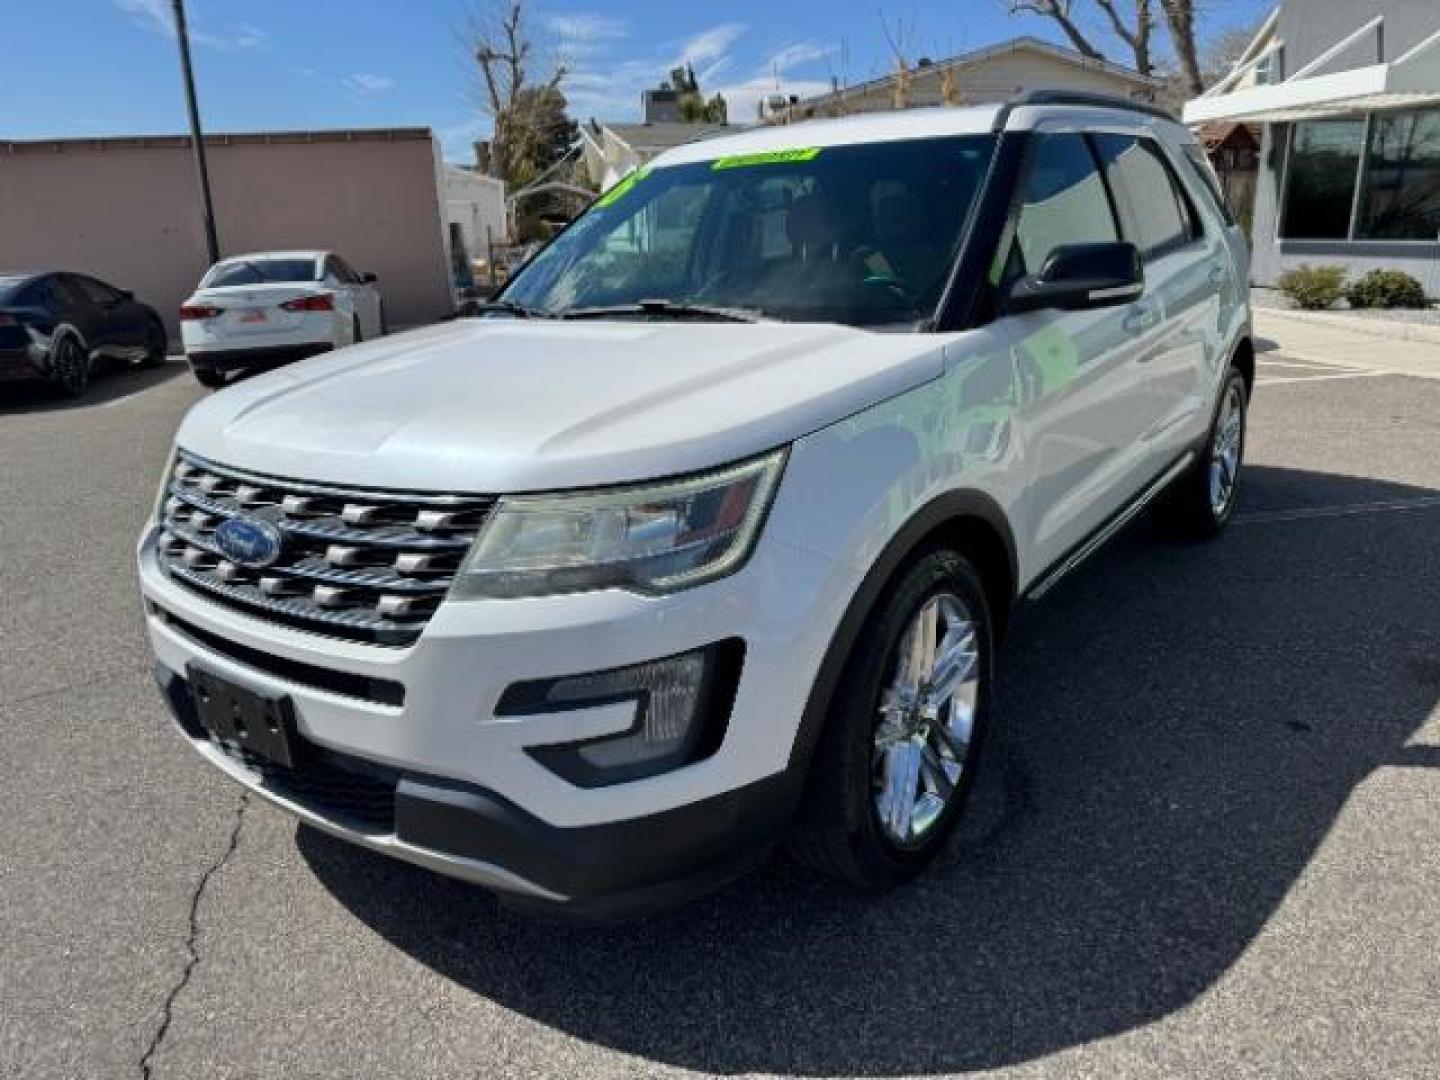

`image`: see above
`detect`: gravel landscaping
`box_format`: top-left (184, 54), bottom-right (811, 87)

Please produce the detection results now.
top-left (1251, 287), bottom-right (1440, 326)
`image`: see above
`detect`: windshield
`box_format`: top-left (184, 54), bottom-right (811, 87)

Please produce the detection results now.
top-left (203, 258), bottom-right (319, 287)
top-left (502, 135), bottom-right (996, 328)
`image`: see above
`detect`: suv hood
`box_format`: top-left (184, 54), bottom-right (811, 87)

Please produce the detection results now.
top-left (176, 319), bottom-right (945, 492)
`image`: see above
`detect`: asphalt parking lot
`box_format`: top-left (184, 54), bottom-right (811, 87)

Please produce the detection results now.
top-left (2, 337), bottom-right (1438, 1079)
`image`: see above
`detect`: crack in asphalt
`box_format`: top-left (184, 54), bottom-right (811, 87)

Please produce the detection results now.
top-left (0, 661), bottom-right (152, 713)
top-left (137, 792), bottom-right (248, 1080)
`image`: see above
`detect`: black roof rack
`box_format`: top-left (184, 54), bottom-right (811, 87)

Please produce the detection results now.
top-left (992, 88), bottom-right (1177, 131)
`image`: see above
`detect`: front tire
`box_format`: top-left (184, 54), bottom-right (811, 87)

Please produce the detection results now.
top-left (791, 548), bottom-right (993, 888)
top-left (191, 366), bottom-right (226, 389)
top-left (1160, 366), bottom-right (1248, 537)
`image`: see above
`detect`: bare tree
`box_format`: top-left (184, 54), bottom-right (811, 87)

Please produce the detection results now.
top-left (468, 1), bottom-right (571, 189)
top-left (939, 66), bottom-right (961, 106)
top-left (1007, 0), bottom-right (1106, 62)
top-left (1201, 19), bottom-right (1264, 86)
top-left (1159, 0), bottom-right (1203, 96)
top-left (1009, 0), bottom-right (1158, 76)
top-left (880, 13), bottom-right (916, 109)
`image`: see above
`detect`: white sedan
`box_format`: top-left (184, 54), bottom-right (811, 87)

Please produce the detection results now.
top-left (179, 250), bottom-right (385, 388)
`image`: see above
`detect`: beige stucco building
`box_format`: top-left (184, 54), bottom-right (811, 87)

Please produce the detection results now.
top-left (788, 37), bottom-right (1163, 119)
top-left (0, 128), bottom-right (460, 336)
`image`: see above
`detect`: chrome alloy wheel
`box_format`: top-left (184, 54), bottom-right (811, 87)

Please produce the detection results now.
top-left (1209, 381), bottom-right (1245, 517)
top-left (872, 592), bottom-right (980, 848)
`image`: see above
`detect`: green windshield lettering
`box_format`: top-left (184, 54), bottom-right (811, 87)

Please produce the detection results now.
top-left (711, 147), bottom-right (822, 170)
top-left (594, 167), bottom-right (650, 208)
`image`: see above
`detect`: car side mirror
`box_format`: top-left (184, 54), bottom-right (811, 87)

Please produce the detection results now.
top-left (1005, 241), bottom-right (1143, 315)
top-left (361, 271), bottom-right (378, 284)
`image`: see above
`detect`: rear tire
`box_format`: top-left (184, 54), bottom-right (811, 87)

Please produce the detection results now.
top-left (49, 335), bottom-right (90, 398)
top-left (352, 316), bottom-right (363, 344)
top-left (140, 317), bottom-right (167, 369)
top-left (1159, 366), bottom-right (1248, 538)
top-left (790, 548), bottom-right (993, 889)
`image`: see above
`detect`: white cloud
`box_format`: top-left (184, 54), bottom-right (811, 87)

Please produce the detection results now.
top-left (113, 0), bottom-right (266, 52)
top-left (676, 23), bottom-right (747, 68)
top-left (343, 73), bottom-right (396, 95)
top-left (546, 12), bottom-right (627, 42)
top-left (764, 41), bottom-right (833, 75)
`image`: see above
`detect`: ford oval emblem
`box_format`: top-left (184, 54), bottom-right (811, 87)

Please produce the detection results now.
top-left (214, 517), bottom-right (284, 568)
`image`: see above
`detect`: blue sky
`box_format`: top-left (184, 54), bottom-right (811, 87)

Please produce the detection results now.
top-left (5, 0), bottom-right (1270, 161)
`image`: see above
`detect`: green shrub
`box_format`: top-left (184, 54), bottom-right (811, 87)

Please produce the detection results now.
top-left (1276, 265), bottom-right (1347, 310)
top-left (1344, 269), bottom-right (1429, 310)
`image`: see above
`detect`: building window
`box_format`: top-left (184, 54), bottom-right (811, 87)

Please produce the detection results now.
top-left (1280, 119), bottom-right (1365, 239)
top-left (1358, 109), bottom-right (1440, 241)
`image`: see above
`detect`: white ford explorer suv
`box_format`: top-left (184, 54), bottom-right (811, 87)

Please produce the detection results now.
top-left (139, 93), bottom-right (1252, 918)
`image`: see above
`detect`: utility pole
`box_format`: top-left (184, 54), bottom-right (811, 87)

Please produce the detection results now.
top-left (171, 0), bottom-right (220, 264)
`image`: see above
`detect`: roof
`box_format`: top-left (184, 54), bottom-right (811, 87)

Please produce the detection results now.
top-left (1197, 121), bottom-right (1260, 150)
top-left (1183, 13), bottom-right (1440, 124)
top-left (600, 122), bottom-right (733, 153)
top-left (649, 98), bottom-right (1187, 169)
top-left (795, 35), bottom-right (1164, 107)
top-left (0, 127), bottom-right (434, 153)
top-left (651, 106), bottom-right (1003, 167)
top-left (214, 251), bottom-right (327, 262)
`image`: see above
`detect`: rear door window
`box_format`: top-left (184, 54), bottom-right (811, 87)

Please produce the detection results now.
top-left (1090, 135), bottom-right (1198, 260)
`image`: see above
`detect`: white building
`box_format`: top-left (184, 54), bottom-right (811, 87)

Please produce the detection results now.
top-left (443, 165), bottom-right (507, 272)
top-left (1185, 3), bottom-right (1440, 295)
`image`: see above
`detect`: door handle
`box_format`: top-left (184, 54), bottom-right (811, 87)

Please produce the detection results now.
top-left (1123, 305), bottom-right (1160, 336)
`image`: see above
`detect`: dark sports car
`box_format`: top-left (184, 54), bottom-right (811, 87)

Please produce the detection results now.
top-left (0, 271), bottom-right (168, 397)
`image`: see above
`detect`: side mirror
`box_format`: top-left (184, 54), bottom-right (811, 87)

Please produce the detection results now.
top-left (1006, 241), bottom-right (1143, 315)
top-left (361, 271), bottom-right (378, 284)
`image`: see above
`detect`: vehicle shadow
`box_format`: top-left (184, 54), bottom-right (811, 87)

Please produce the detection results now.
top-left (0, 355), bottom-right (187, 414)
top-left (300, 464), bottom-right (1440, 1075)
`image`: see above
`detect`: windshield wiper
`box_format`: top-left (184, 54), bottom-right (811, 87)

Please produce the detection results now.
top-left (557, 299), bottom-right (766, 323)
top-left (468, 299), bottom-right (557, 319)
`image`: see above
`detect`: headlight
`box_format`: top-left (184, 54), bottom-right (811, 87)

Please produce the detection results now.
top-left (451, 449), bottom-right (787, 600)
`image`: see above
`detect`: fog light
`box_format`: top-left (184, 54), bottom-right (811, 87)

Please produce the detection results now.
top-left (499, 641), bottom-right (743, 787)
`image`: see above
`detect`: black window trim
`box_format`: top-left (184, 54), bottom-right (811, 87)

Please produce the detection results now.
top-left (1093, 132), bottom-right (1206, 263)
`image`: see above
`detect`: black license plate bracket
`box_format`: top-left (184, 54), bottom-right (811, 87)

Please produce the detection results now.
top-left (187, 664), bottom-right (301, 768)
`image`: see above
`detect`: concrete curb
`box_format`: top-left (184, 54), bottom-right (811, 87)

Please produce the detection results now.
top-left (1254, 307), bottom-right (1440, 346)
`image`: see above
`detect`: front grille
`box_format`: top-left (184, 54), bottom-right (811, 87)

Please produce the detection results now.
top-left (157, 451), bottom-right (494, 646)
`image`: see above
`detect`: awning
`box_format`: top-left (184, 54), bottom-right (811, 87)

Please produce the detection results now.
top-left (1183, 19), bottom-right (1440, 124)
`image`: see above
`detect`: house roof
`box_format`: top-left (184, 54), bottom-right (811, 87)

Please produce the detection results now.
top-left (794, 35), bottom-right (1164, 107)
top-left (598, 122), bottom-right (734, 153)
top-left (1197, 121), bottom-right (1260, 150)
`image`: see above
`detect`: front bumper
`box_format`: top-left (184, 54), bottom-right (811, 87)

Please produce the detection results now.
top-left (0, 345), bottom-right (46, 383)
top-left (139, 525), bottom-right (860, 914)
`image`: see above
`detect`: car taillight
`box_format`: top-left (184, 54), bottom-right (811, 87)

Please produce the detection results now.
top-left (180, 304), bottom-right (221, 320)
top-left (280, 294), bottom-right (334, 312)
